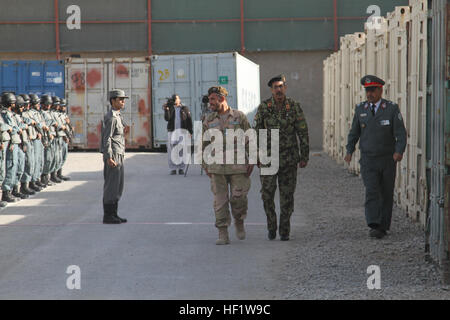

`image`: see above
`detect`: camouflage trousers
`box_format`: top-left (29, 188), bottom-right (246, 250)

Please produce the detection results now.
top-left (260, 165), bottom-right (298, 237)
top-left (210, 174), bottom-right (251, 228)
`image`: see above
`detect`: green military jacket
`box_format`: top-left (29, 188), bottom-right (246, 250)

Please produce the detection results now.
top-left (346, 99), bottom-right (407, 157)
top-left (253, 96), bottom-right (309, 168)
top-left (202, 108), bottom-right (251, 175)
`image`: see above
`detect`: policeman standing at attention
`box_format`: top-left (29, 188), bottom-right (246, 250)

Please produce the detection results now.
top-left (101, 89), bottom-right (128, 224)
top-left (253, 75), bottom-right (309, 241)
top-left (345, 75), bottom-right (407, 239)
top-left (1, 92), bottom-right (22, 202)
top-left (202, 86), bottom-right (253, 245)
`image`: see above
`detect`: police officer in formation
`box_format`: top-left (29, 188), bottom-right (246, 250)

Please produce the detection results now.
top-left (345, 75), bottom-right (407, 239)
top-left (100, 89), bottom-right (128, 224)
top-left (0, 91), bottom-right (73, 207)
top-left (253, 74), bottom-right (310, 241)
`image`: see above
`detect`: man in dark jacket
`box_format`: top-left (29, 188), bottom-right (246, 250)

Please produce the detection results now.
top-left (163, 94), bottom-right (193, 175)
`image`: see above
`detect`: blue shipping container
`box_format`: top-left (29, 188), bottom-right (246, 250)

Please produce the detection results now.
top-left (0, 60), bottom-right (64, 98)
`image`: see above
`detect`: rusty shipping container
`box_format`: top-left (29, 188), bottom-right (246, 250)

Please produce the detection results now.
top-left (65, 57), bottom-right (151, 150)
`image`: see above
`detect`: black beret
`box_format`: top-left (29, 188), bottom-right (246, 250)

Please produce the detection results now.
top-left (268, 74), bottom-right (287, 87)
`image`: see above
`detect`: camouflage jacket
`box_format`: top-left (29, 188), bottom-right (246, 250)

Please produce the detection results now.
top-left (202, 108), bottom-right (251, 175)
top-left (253, 96), bottom-right (309, 168)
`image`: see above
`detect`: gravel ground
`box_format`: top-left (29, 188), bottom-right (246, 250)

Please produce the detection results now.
top-left (280, 151), bottom-right (450, 300)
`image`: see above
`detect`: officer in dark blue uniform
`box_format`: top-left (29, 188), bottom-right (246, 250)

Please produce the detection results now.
top-left (345, 75), bottom-right (407, 239)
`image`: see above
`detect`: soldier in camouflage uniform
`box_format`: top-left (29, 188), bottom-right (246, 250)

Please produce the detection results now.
top-left (202, 86), bottom-right (254, 245)
top-left (253, 75), bottom-right (309, 241)
top-left (345, 75), bottom-right (407, 239)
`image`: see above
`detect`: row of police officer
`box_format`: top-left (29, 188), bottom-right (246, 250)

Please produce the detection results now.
top-left (0, 92), bottom-right (72, 207)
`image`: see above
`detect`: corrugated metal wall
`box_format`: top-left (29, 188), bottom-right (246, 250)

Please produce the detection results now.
top-left (0, 0), bottom-right (409, 56)
top-left (426, 0), bottom-right (450, 284)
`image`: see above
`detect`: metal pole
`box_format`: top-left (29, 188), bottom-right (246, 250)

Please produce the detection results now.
top-left (54, 0), bottom-right (61, 60)
top-left (240, 0), bottom-right (245, 54)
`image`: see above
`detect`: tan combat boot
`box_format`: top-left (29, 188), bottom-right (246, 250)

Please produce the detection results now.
top-left (216, 227), bottom-right (230, 245)
top-left (235, 220), bottom-right (246, 240)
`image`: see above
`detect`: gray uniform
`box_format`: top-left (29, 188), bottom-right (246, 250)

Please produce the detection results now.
top-left (57, 111), bottom-right (70, 169)
top-left (101, 109), bottom-right (125, 205)
top-left (346, 98), bottom-right (407, 231)
top-left (29, 108), bottom-right (45, 183)
top-left (12, 113), bottom-right (28, 186)
top-left (18, 111), bottom-right (36, 184)
top-left (41, 109), bottom-right (56, 175)
top-left (0, 113), bottom-right (12, 185)
top-left (1, 109), bottom-right (21, 191)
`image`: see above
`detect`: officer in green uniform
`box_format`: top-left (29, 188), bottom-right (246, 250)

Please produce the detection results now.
top-left (345, 75), bottom-right (407, 239)
top-left (253, 75), bottom-right (309, 241)
top-left (101, 89), bottom-right (128, 224)
top-left (202, 86), bottom-right (254, 245)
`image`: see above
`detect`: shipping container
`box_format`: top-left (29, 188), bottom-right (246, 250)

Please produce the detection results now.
top-left (426, 0), bottom-right (450, 283)
top-left (151, 52), bottom-right (260, 148)
top-left (0, 60), bottom-right (64, 97)
top-left (65, 57), bottom-right (151, 150)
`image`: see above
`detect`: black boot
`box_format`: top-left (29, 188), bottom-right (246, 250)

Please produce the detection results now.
top-left (35, 180), bottom-right (45, 188)
top-left (57, 169), bottom-right (70, 181)
top-left (41, 174), bottom-right (48, 187)
top-left (21, 182), bottom-right (36, 195)
top-left (29, 182), bottom-right (42, 192)
top-left (1, 191), bottom-right (17, 203)
top-left (113, 202), bottom-right (127, 223)
top-left (103, 203), bottom-right (122, 224)
top-left (46, 174), bottom-right (55, 186)
top-left (12, 186), bottom-right (28, 199)
top-left (50, 172), bottom-right (62, 183)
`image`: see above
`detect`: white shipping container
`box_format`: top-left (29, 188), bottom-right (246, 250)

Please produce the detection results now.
top-left (151, 52), bottom-right (260, 148)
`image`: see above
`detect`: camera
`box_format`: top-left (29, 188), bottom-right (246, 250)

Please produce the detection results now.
top-left (202, 95), bottom-right (209, 104)
top-left (163, 97), bottom-right (175, 111)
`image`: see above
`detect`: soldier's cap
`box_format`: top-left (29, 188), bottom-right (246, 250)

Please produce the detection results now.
top-left (361, 75), bottom-right (385, 88)
top-left (268, 74), bottom-right (286, 87)
top-left (109, 89), bottom-right (129, 99)
top-left (208, 86), bottom-right (228, 97)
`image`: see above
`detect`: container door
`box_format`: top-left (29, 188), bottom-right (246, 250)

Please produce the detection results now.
top-left (109, 58), bottom-right (151, 148)
top-left (151, 55), bottom-right (194, 148)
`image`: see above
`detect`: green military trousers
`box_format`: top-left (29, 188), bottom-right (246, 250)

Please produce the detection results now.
top-left (260, 165), bottom-right (298, 237)
top-left (103, 154), bottom-right (124, 205)
top-left (210, 174), bottom-right (251, 228)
